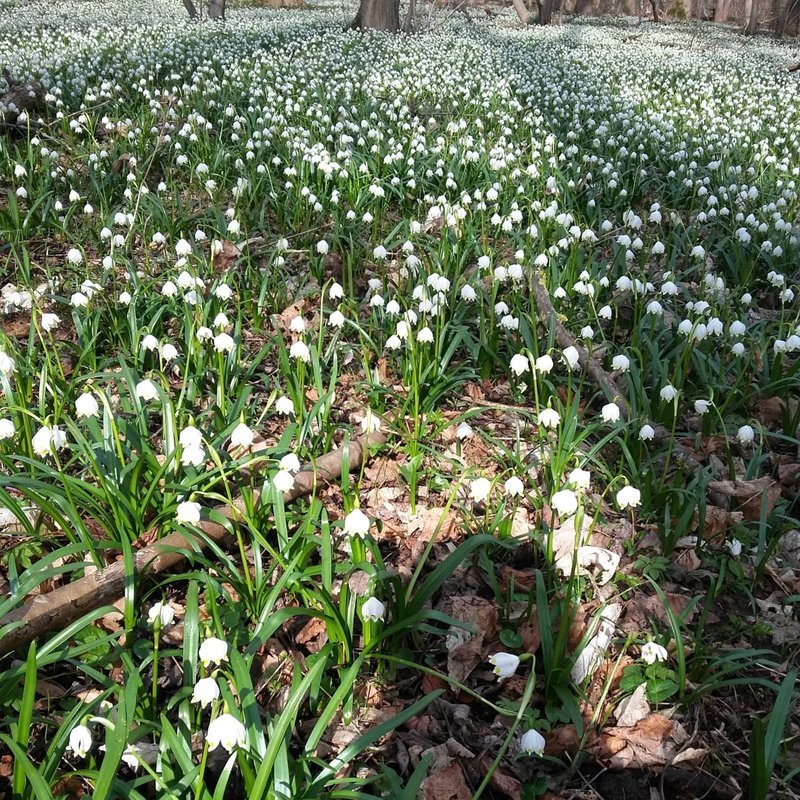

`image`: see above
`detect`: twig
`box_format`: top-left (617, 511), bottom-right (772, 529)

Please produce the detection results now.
top-left (0, 428), bottom-right (387, 655)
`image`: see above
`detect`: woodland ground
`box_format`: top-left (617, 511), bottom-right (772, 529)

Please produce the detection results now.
top-left (0, 3), bottom-right (800, 799)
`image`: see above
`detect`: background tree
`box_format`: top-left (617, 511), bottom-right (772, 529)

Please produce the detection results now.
top-left (351, 0), bottom-right (401, 30)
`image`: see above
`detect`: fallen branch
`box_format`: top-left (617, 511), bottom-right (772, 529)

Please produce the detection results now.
top-left (0, 429), bottom-right (387, 655)
top-left (530, 276), bottom-right (702, 472)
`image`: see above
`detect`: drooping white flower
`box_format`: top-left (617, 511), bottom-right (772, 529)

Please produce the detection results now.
top-left (231, 423), bottom-right (254, 449)
top-left (736, 425), bottom-right (755, 444)
top-left (659, 384), bottom-right (677, 402)
top-left (191, 677), bottom-right (220, 708)
top-left (616, 485), bottom-right (641, 510)
top-left (213, 333), bottom-right (235, 354)
top-left (32, 425), bottom-right (66, 458)
top-left (562, 346), bottom-right (580, 370)
top-left (510, 354), bottom-right (529, 376)
top-left (273, 470), bottom-right (294, 493)
top-left (694, 399), bottom-right (711, 415)
top-left (136, 380), bottom-right (159, 402)
top-left (316, 240), bottom-right (329, 255)
top-left (639, 424), bottom-right (655, 441)
top-left (0, 419), bottom-right (14, 440)
top-left (534, 354), bottom-right (554, 373)
top-left (519, 729), bottom-right (545, 757)
top-left (148, 602), bottom-right (175, 627)
top-left (504, 476), bottom-right (525, 497)
top-left (75, 392), bottom-right (99, 419)
top-left (343, 508), bottom-right (371, 538)
top-left (641, 641), bottom-right (668, 665)
top-left (469, 477), bottom-right (492, 504)
top-left (601, 403), bottom-right (621, 423)
top-left (551, 489), bottom-right (578, 517)
top-left (206, 713), bottom-right (246, 753)
top-left (361, 596), bottom-right (386, 622)
top-left (289, 341), bottom-right (310, 362)
top-left (568, 468), bottom-right (591, 491)
top-left (199, 637), bottom-right (229, 667)
top-left (275, 396), bottom-right (295, 416)
top-left (67, 724), bottom-right (93, 759)
top-left (538, 408), bottom-right (560, 429)
top-left (176, 501), bottom-right (201, 525)
top-left (727, 539), bottom-right (743, 557)
top-left (41, 313), bottom-right (61, 332)
top-left (612, 354), bottom-right (630, 372)
top-left (489, 652), bottom-right (520, 680)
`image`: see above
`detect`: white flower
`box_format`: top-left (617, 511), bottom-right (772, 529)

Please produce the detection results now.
top-left (0, 351), bottom-right (15, 375)
top-left (329, 282), bottom-right (344, 300)
top-left (659, 384), bottom-right (677, 402)
top-left (568, 468), bottom-right (591, 491)
top-left (562, 346), bottom-right (580, 370)
top-left (694, 399), bottom-right (711, 415)
top-left (385, 335), bottom-right (402, 350)
top-left (70, 292), bottom-right (89, 308)
top-left (75, 392), bottom-right (99, 418)
top-left (213, 333), bottom-right (235, 353)
top-left (199, 637), bottom-right (229, 667)
top-left (519, 729), bottom-right (545, 757)
top-left (275, 396), bottom-right (295, 416)
top-left (176, 501), bottom-right (201, 525)
top-left (727, 538), bottom-right (743, 557)
top-left (601, 403), bottom-right (621, 423)
top-left (289, 341), bottom-right (310, 362)
top-left (343, 508), bottom-right (371, 537)
top-left (179, 427), bottom-right (203, 449)
top-left (461, 284), bottom-right (477, 302)
top-left (504, 476), bottom-right (524, 497)
top-left (181, 445), bottom-right (206, 468)
top-left (616, 485), bottom-right (641, 510)
top-left (148, 602), bottom-right (175, 627)
top-left (469, 477), bottom-right (492, 503)
top-left (66, 247), bottom-right (83, 265)
top-left (161, 281), bottom-right (178, 297)
top-left (215, 284), bottom-right (233, 301)
top-left (196, 327), bottom-right (213, 343)
top-left (456, 422), bottom-right (473, 440)
top-left (361, 596), bottom-right (386, 622)
top-left (136, 380), bottom-right (159, 402)
top-left (551, 489), bottom-right (578, 517)
top-left (641, 641), bottom-right (668, 665)
top-left (598, 305), bottom-right (613, 320)
top-left (417, 326), bottom-right (434, 344)
top-left (32, 425), bottom-right (66, 458)
top-left (206, 713), bottom-right (246, 753)
top-left (489, 652), bottom-right (520, 680)
top-left (373, 245), bottom-right (387, 260)
top-left (329, 310), bottom-right (345, 328)
top-left (279, 453), bottom-right (301, 473)
top-left (612, 354), bottom-right (630, 372)
top-left (41, 313), bottom-right (61, 332)
top-left (639, 424), bottom-right (655, 441)
top-left (0, 418), bottom-right (14, 440)
top-left (191, 677), bottom-right (220, 708)
top-left (231, 423), bottom-right (254, 448)
top-left (510, 354), bottom-right (529, 376)
top-left (736, 425), bottom-right (755, 444)
top-left (535, 354), bottom-right (554, 373)
top-left (273, 470), bottom-right (294, 493)
top-left (538, 408), bottom-right (560, 429)
top-left (67, 724), bottom-right (93, 759)
top-left (316, 240), bottom-right (329, 255)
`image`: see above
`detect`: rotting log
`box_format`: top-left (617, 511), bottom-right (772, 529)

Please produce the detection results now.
top-left (0, 429), bottom-right (387, 656)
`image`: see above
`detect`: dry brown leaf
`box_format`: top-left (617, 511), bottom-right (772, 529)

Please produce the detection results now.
top-left (544, 725), bottom-right (581, 757)
top-left (621, 591), bottom-right (695, 631)
top-left (697, 505), bottom-right (744, 544)
top-left (479, 755), bottom-right (521, 799)
top-left (614, 684), bottom-right (650, 727)
top-left (707, 477), bottom-right (781, 520)
top-left (591, 713), bottom-right (689, 768)
top-left (445, 596), bottom-right (498, 683)
top-left (753, 396), bottom-right (798, 429)
top-left (421, 762), bottom-right (472, 800)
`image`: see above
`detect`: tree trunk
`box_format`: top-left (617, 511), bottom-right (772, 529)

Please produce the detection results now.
top-left (209, 0), bottom-right (226, 19)
top-left (648, 0), bottom-right (660, 20)
top-left (512, 0), bottom-right (534, 22)
top-left (745, 0), bottom-right (759, 32)
top-left (537, 0), bottom-right (553, 23)
top-left (713, 0), bottom-right (731, 21)
top-left (402, 0), bottom-right (417, 32)
top-left (182, 0), bottom-right (198, 17)
top-left (351, 0), bottom-right (400, 31)
top-left (775, 0), bottom-right (799, 36)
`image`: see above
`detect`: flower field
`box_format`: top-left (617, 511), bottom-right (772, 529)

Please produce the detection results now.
top-left (1, 2), bottom-right (800, 797)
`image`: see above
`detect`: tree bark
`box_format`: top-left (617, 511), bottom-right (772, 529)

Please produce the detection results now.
top-left (648, 0), bottom-right (660, 21)
top-left (351, 0), bottom-right (400, 31)
top-left (402, 0), bottom-right (417, 32)
top-left (775, 0), bottom-right (799, 36)
top-left (537, 0), bottom-right (553, 23)
top-left (512, 0), bottom-right (534, 22)
top-left (208, 0), bottom-right (226, 19)
top-left (713, 0), bottom-right (731, 21)
top-left (745, 0), bottom-right (759, 33)
top-left (182, 0), bottom-right (198, 17)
